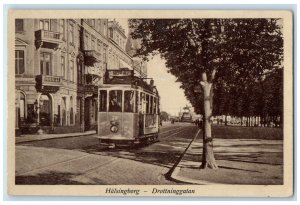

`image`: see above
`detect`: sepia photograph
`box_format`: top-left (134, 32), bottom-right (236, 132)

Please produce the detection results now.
top-left (7, 10), bottom-right (293, 197)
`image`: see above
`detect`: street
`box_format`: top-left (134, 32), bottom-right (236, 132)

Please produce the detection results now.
top-left (15, 122), bottom-right (198, 185)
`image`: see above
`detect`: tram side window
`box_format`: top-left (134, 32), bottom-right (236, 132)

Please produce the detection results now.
top-left (124, 90), bottom-right (134, 112)
top-left (140, 92), bottom-right (145, 113)
top-left (153, 97), bottom-right (157, 114)
top-left (146, 94), bottom-right (150, 114)
top-left (150, 96), bottom-right (153, 114)
top-left (135, 91), bottom-right (139, 113)
top-left (109, 90), bottom-right (122, 112)
top-left (99, 90), bottom-right (107, 112)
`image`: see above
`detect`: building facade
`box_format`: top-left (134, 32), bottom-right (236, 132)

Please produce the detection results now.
top-left (15, 18), bottom-right (145, 135)
top-left (107, 20), bottom-right (132, 70)
top-left (126, 28), bottom-right (147, 78)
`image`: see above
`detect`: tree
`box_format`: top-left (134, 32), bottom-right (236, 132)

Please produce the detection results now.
top-left (129, 18), bottom-right (283, 169)
top-left (261, 68), bottom-right (283, 126)
top-left (160, 111), bottom-right (169, 121)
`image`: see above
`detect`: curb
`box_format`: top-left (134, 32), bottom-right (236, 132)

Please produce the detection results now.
top-left (16, 131), bottom-right (97, 144)
top-left (171, 167), bottom-right (221, 185)
top-left (165, 128), bottom-right (199, 182)
top-left (168, 129), bottom-right (220, 185)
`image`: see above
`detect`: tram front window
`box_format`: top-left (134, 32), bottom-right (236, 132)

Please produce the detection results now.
top-left (109, 90), bottom-right (122, 112)
top-left (124, 90), bottom-right (134, 112)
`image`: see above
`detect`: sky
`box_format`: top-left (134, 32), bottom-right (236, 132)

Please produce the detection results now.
top-left (116, 19), bottom-right (191, 116)
top-left (146, 56), bottom-right (192, 116)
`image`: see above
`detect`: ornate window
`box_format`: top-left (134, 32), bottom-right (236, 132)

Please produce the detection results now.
top-left (40, 52), bottom-right (51, 75)
top-left (15, 50), bottom-right (25, 74)
top-left (39, 19), bottom-right (50, 30)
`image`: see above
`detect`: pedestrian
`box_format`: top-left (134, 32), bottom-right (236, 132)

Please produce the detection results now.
top-left (109, 93), bottom-right (121, 112)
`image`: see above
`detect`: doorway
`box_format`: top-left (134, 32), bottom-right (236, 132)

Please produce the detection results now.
top-left (39, 94), bottom-right (51, 126)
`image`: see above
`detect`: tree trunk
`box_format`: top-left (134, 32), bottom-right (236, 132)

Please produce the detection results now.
top-left (200, 73), bottom-right (218, 169)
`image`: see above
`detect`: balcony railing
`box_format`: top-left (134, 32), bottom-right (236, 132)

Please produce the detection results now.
top-left (35, 30), bottom-right (62, 49)
top-left (35, 75), bottom-right (62, 93)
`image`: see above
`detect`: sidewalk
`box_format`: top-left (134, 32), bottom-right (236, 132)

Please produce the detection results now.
top-left (16, 130), bottom-right (96, 144)
top-left (170, 131), bottom-right (283, 185)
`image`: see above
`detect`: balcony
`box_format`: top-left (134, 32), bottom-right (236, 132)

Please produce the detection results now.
top-left (85, 69), bottom-right (102, 80)
top-left (84, 50), bottom-right (101, 66)
top-left (35, 30), bottom-right (62, 49)
top-left (35, 75), bottom-right (62, 93)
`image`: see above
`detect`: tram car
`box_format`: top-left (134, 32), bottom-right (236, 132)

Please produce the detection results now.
top-left (96, 69), bottom-right (160, 147)
top-left (180, 112), bottom-right (193, 123)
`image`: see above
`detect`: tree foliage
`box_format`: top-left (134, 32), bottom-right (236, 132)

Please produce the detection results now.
top-left (160, 111), bottom-right (169, 121)
top-left (129, 18), bottom-right (283, 119)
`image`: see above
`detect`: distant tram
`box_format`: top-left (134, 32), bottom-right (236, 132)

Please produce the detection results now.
top-left (180, 112), bottom-right (193, 123)
top-left (96, 69), bottom-right (160, 147)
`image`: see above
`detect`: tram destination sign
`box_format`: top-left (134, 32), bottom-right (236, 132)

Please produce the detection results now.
top-left (107, 70), bottom-right (134, 78)
top-left (105, 69), bottom-right (134, 84)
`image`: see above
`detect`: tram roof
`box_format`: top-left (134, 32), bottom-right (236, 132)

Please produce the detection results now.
top-left (103, 69), bottom-right (159, 95)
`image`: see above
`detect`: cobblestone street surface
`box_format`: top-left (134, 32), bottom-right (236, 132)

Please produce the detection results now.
top-left (16, 123), bottom-right (197, 185)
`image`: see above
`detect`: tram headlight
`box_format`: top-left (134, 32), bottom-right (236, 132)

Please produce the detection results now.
top-left (110, 125), bottom-right (118, 133)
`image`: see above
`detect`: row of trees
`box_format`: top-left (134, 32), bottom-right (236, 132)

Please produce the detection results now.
top-left (208, 67), bottom-right (282, 127)
top-left (129, 18), bottom-right (283, 169)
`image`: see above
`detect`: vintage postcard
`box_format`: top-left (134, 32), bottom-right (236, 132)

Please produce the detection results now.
top-left (7, 10), bottom-right (293, 197)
